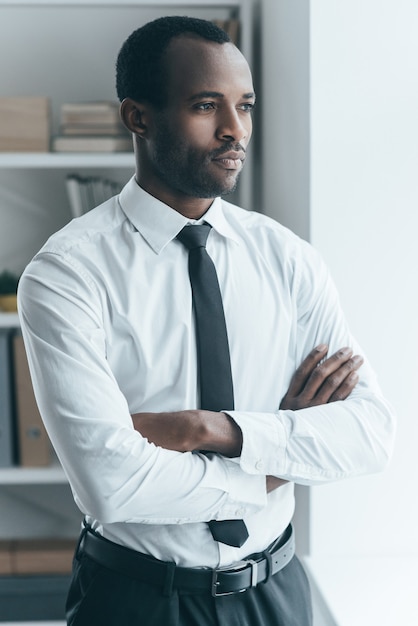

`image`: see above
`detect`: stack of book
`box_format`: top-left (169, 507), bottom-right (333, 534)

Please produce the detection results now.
top-left (0, 329), bottom-right (53, 468)
top-left (66, 173), bottom-right (122, 218)
top-left (52, 101), bottom-right (132, 152)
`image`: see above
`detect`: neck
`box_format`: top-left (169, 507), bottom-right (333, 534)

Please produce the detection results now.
top-left (135, 176), bottom-right (214, 220)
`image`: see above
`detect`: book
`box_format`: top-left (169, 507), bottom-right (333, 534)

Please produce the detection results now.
top-left (65, 174), bottom-right (122, 217)
top-left (61, 122), bottom-right (127, 136)
top-left (60, 101), bottom-right (121, 126)
top-left (0, 542), bottom-right (13, 575)
top-left (52, 135), bottom-right (133, 153)
top-left (65, 175), bottom-right (85, 218)
top-left (12, 332), bottom-right (51, 467)
top-left (0, 329), bottom-right (15, 467)
top-left (0, 96), bottom-right (50, 152)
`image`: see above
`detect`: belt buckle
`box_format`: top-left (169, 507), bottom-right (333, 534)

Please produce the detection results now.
top-left (211, 559), bottom-right (258, 597)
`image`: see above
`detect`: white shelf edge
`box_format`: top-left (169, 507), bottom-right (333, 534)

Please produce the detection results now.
top-left (0, 313), bottom-right (20, 328)
top-left (0, 0), bottom-right (243, 5)
top-left (0, 623), bottom-right (65, 626)
top-left (0, 464), bottom-right (67, 485)
top-left (0, 153), bottom-right (135, 169)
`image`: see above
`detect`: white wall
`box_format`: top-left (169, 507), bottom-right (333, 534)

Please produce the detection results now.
top-left (262, 0), bottom-right (418, 558)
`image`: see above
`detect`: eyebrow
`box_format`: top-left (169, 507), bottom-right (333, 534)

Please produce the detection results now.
top-left (188, 91), bottom-right (256, 102)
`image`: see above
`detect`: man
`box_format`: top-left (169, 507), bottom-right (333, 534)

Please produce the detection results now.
top-left (18, 16), bottom-right (395, 626)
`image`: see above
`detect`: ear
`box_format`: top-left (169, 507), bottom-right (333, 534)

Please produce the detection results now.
top-left (120, 98), bottom-right (150, 137)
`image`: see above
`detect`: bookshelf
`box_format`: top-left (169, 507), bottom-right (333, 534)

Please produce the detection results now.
top-left (0, 0), bottom-right (254, 475)
top-left (0, 153), bottom-right (135, 169)
top-left (0, 0), bottom-right (254, 276)
top-left (0, 0), bottom-right (255, 620)
top-left (0, 464), bottom-right (66, 487)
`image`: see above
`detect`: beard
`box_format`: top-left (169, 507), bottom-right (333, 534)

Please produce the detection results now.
top-left (150, 117), bottom-right (244, 198)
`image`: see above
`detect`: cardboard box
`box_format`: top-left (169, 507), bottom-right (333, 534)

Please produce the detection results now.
top-left (13, 539), bottom-right (75, 575)
top-left (0, 96), bottom-right (50, 151)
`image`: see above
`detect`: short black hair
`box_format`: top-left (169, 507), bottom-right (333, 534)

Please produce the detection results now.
top-left (116, 16), bottom-right (231, 107)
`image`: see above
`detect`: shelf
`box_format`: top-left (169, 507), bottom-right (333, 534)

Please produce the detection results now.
top-left (0, 153), bottom-right (135, 169)
top-left (0, 621), bottom-right (65, 626)
top-left (0, 313), bottom-right (19, 328)
top-left (0, 464), bottom-right (67, 485)
top-left (0, 0), bottom-right (242, 5)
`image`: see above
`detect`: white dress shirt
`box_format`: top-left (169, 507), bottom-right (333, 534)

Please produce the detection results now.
top-left (18, 177), bottom-right (396, 568)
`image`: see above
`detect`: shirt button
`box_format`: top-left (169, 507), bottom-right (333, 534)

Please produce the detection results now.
top-left (235, 508), bottom-right (245, 517)
top-left (255, 460), bottom-right (264, 470)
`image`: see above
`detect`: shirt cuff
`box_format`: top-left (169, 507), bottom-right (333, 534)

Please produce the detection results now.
top-left (210, 456), bottom-right (267, 521)
top-left (225, 411), bottom-right (287, 476)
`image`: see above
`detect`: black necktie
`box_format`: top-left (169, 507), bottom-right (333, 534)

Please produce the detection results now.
top-left (177, 224), bottom-right (249, 548)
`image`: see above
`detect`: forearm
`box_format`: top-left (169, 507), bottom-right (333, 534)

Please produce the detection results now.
top-left (18, 269), bottom-right (266, 525)
top-left (131, 409), bottom-right (243, 457)
top-left (228, 393), bottom-right (395, 485)
top-left (132, 410), bottom-right (288, 494)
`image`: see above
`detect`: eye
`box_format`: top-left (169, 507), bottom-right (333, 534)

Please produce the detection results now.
top-left (238, 102), bottom-right (255, 112)
top-left (194, 102), bottom-right (216, 111)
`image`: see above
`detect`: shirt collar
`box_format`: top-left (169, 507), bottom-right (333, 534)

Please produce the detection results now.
top-left (119, 176), bottom-right (239, 254)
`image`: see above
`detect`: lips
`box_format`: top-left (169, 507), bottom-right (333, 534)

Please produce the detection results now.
top-left (212, 151), bottom-right (245, 170)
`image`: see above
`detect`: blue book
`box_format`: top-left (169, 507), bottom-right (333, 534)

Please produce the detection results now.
top-left (0, 328), bottom-right (15, 467)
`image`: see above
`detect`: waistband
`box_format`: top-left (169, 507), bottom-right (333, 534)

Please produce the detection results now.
top-left (78, 523), bottom-right (295, 597)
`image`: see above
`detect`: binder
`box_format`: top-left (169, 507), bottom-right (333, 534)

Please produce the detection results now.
top-left (12, 332), bottom-right (51, 467)
top-left (0, 542), bottom-right (13, 575)
top-left (0, 329), bottom-right (15, 467)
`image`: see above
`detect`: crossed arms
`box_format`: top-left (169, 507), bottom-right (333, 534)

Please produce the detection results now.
top-left (132, 344), bottom-right (363, 492)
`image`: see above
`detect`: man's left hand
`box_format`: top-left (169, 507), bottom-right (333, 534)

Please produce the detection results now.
top-left (280, 344), bottom-right (363, 411)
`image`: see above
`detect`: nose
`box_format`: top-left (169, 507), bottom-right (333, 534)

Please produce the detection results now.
top-left (216, 106), bottom-right (250, 144)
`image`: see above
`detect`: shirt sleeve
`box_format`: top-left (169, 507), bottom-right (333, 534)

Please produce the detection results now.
top-left (18, 251), bottom-right (266, 525)
top-left (227, 240), bottom-right (396, 484)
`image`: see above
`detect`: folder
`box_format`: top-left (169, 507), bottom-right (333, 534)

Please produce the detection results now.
top-left (0, 329), bottom-right (15, 467)
top-left (0, 542), bottom-right (13, 575)
top-left (12, 332), bottom-right (51, 467)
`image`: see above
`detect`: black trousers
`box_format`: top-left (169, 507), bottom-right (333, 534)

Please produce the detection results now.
top-left (66, 542), bottom-right (313, 626)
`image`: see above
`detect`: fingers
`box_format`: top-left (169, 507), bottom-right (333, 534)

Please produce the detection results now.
top-left (280, 344), bottom-right (364, 411)
top-left (313, 351), bottom-right (364, 404)
top-left (328, 369), bottom-right (360, 403)
top-left (305, 347), bottom-right (363, 402)
top-left (284, 344), bottom-right (329, 397)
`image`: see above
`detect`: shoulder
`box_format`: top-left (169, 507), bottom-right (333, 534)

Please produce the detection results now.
top-left (39, 195), bottom-right (126, 258)
top-left (220, 198), bottom-right (333, 300)
top-left (220, 198), bottom-right (319, 263)
top-left (20, 195), bottom-right (129, 294)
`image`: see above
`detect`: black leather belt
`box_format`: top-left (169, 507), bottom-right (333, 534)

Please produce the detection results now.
top-left (79, 523), bottom-right (295, 597)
